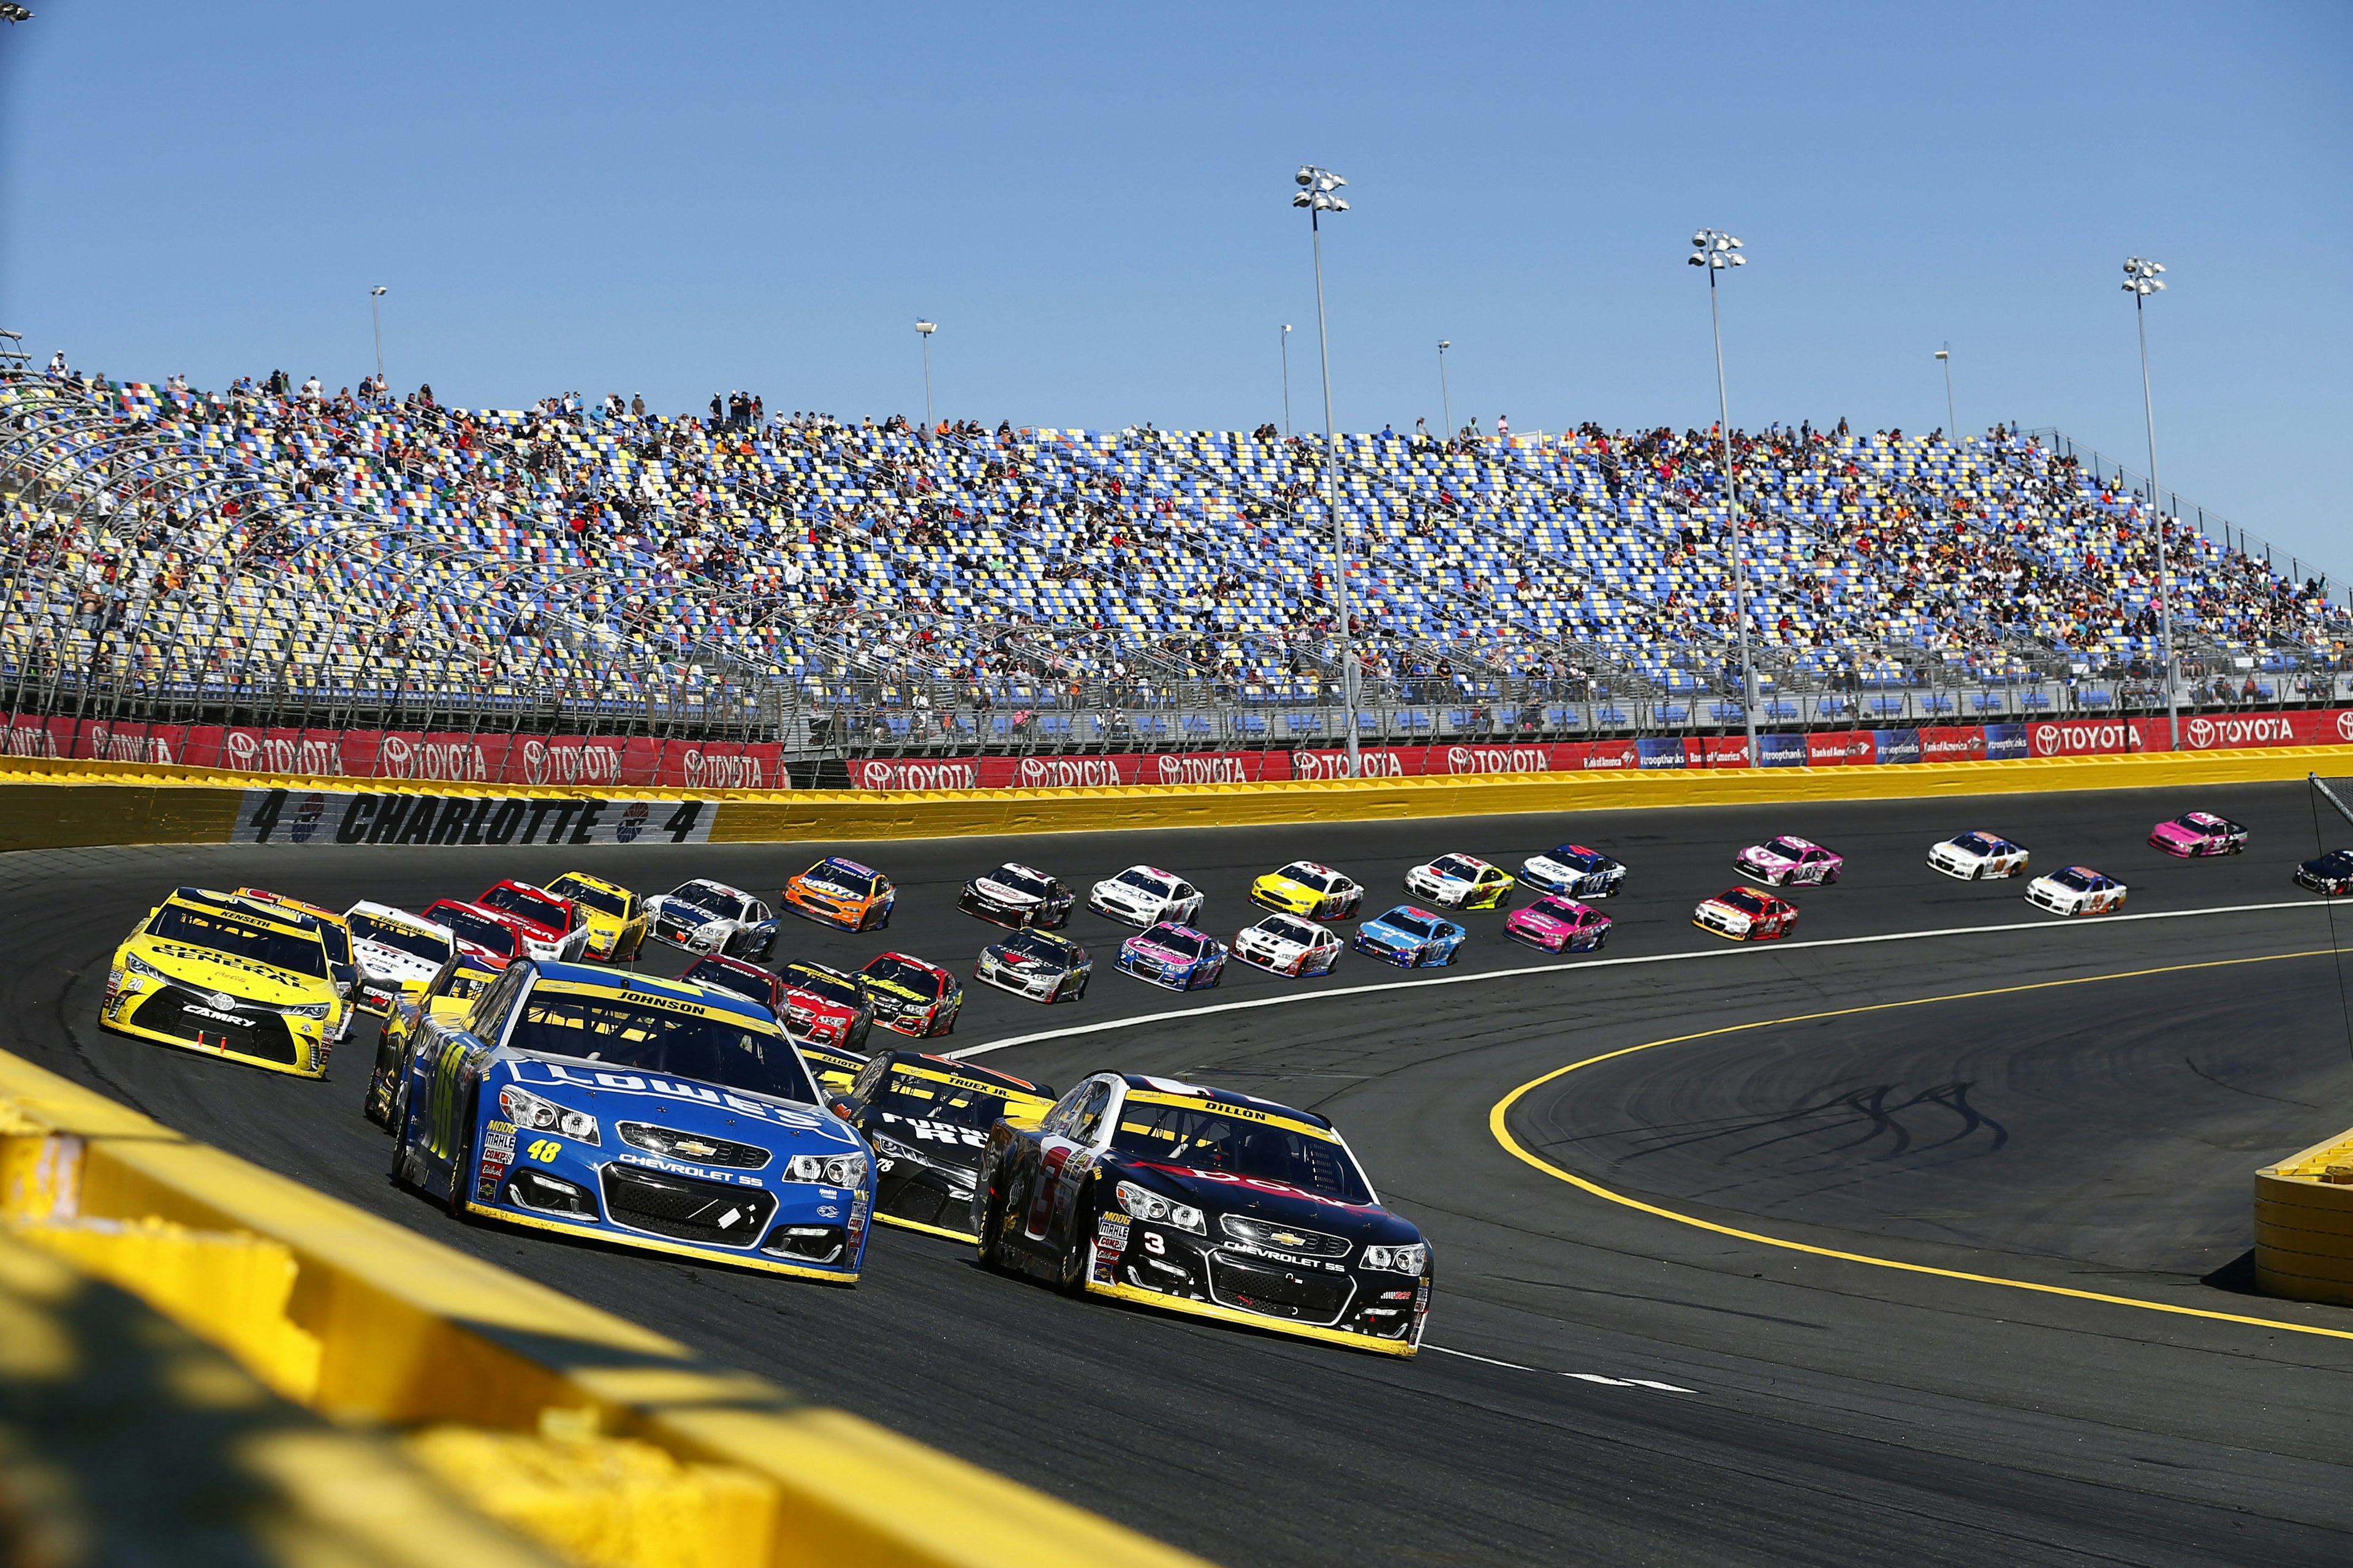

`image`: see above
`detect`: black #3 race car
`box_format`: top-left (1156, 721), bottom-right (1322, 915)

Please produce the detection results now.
top-left (830, 1050), bottom-right (1056, 1241)
top-left (974, 1072), bottom-right (1431, 1355)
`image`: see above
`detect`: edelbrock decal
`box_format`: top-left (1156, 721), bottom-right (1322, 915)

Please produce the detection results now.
top-left (238, 790), bottom-right (713, 847)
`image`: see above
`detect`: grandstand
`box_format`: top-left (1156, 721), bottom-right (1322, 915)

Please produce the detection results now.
top-left (1, 363), bottom-right (2345, 766)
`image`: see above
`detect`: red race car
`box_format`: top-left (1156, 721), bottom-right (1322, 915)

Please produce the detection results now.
top-left (1692, 886), bottom-right (1797, 942)
top-left (475, 880), bottom-right (593, 963)
top-left (419, 899), bottom-right (539, 969)
top-left (778, 960), bottom-right (876, 1055)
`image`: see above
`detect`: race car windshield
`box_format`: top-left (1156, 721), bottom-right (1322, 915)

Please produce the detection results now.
top-left (512, 993), bottom-right (815, 1104)
top-left (1278, 863), bottom-right (1335, 891)
top-left (874, 1069), bottom-right (1028, 1131)
top-left (1430, 856), bottom-right (1480, 881)
top-left (1002, 930), bottom-right (1075, 963)
top-left (550, 877), bottom-right (629, 917)
top-left (1381, 914), bottom-right (1436, 939)
top-left (1952, 833), bottom-right (2004, 855)
top-left (147, 906), bottom-right (330, 977)
top-left (2173, 815), bottom-right (2222, 833)
top-left (436, 909), bottom-right (519, 957)
top-left (813, 863), bottom-right (878, 895)
top-left (482, 887), bottom-right (567, 930)
top-left (1550, 847), bottom-right (1602, 869)
top-left (784, 966), bottom-right (865, 1007)
top-left (1259, 917), bottom-right (1317, 945)
top-left (1530, 896), bottom-right (1582, 920)
top-left (863, 956), bottom-right (946, 998)
top-left (1764, 838), bottom-right (1808, 859)
top-left (1142, 927), bottom-right (1207, 958)
top-left (672, 884), bottom-right (740, 917)
top-left (1113, 869), bottom-right (1169, 895)
top-left (1112, 1102), bottom-right (1373, 1203)
top-left (1722, 892), bottom-right (1770, 915)
top-left (683, 960), bottom-right (771, 1006)
top-left (2052, 869), bottom-right (2101, 891)
top-left (985, 866), bottom-right (1054, 898)
top-left (350, 914), bottom-right (452, 962)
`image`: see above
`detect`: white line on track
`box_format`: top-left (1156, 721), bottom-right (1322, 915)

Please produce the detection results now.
top-left (1426, 1343), bottom-right (1694, 1393)
top-left (943, 898), bottom-right (2325, 1062)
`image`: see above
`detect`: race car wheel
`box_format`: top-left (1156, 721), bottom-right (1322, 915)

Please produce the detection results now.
top-left (976, 1175), bottom-right (1010, 1271)
top-left (445, 1086), bottom-right (480, 1220)
top-left (1055, 1199), bottom-right (1096, 1294)
top-left (1824, 868), bottom-right (1840, 885)
top-left (387, 1081), bottom-right (415, 1183)
top-left (1593, 928), bottom-right (1609, 949)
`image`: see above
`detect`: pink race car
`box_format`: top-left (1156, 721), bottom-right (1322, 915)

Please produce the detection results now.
top-left (1503, 896), bottom-right (1612, 954)
top-left (2148, 811), bottom-right (2248, 858)
top-left (1733, 834), bottom-right (1843, 887)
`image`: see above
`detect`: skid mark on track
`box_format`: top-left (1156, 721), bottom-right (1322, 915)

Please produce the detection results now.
top-left (1427, 1343), bottom-right (1695, 1392)
top-left (1490, 948), bottom-right (2353, 1347)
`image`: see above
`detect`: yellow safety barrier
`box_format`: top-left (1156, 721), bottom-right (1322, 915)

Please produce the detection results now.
top-left (0, 743), bottom-right (2346, 852)
top-left (2255, 1126), bottom-right (2353, 1308)
top-left (0, 1048), bottom-right (1213, 1568)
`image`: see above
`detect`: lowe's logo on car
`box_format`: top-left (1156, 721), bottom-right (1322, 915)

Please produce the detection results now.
top-left (528, 1062), bottom-right (824, 1128)
top-left (237, 789), bottom-right (713, 846)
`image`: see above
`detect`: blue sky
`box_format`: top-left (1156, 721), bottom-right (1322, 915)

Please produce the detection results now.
top-left (2, 2), bottom-right (2346, 570)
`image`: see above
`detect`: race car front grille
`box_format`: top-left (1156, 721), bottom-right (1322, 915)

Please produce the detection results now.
top-left (879, 1168), bottom-right (974, 1232)
top-left (132, 992), bottom-right (302, 1065)
top-left (599, 1164), bottom-right (778, 1247)
top-left (1219, 1214), bottom-right (1351, 1258)
top-left (762, 1223), bottom-right (846, 1263)
top-left (616, 1123), bottom-right (771, 1170)
top-left (1205, 1254), bottom-right (1354, 1322)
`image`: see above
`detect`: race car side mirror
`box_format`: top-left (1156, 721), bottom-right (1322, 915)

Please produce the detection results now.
top-left (827, 1095), bottom-right (858, 1121)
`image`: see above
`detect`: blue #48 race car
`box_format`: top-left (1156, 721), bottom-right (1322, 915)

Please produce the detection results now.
top-left (975, 1073), bottom-right (1432, 1355)
top-left (388, 958), bottom-right (873, 1282)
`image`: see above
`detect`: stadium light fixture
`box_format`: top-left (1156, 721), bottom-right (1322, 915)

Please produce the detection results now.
top-left (1933, 344), bottom-right (1955, 439)
top-left (1295, 164), bottom-right (1360, 777)
top-left (915, 320), bottom-right (937, 430)
top-left (1688, 228), bottom-right (1756, 765)
top-left (2123, 256), bottom-right (2178, 749)
top-left (1437, 340), bottom-right (1453, 443)
top-left (369, 287), bottom-right (387, 387)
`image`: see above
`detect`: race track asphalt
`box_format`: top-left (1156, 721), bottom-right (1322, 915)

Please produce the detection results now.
top-left (10, 778), bottom-right (2353, 1566)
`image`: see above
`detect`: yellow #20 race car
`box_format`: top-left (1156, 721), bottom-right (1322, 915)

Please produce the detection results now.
top-left (545, 870), bottom-right (647, 961)
top-left (365, 951), bottom-right (504, 1128)
top-left (103, 887), bottom-right (348, 1078)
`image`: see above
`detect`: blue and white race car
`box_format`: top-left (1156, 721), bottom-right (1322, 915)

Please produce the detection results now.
top-left (387, 958), bottom-right (872, 1283)
top-left (1351, 906), bottom-right (1466, 968)
top-left (1517, 843), bottom-right (1626, 898)
top-left (1116, 922), bottom-right (1229, 991)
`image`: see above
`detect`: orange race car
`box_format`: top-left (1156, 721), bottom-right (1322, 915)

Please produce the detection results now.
top-left (781, 857), bottom-right (897, 932)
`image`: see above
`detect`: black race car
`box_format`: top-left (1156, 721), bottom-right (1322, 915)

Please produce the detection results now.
top-left (973, 1073), bottom-right (1431, 1356)
top-left (958, 862), bottom-right (1076, 930)
top-left (829, 1051), bottom-right (1056, 1241)
top-left (2295, 849), bottom-right (2353, 896)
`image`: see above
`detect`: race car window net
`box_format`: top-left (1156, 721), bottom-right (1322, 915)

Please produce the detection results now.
top-left (146, 906), bottom-right (330, 978)
top-left (1139, 926), bottom-right (1207, 958)
top-left (1429, 855), bottom-right (1479, 880)
top-left (683, 960), bottom-right (771, 1006)
top-left (987, 866), bottom-right (1055, 898)
top-left (784, 966), bottom-right (865, 1007)
top-left (1112, 1102), bottom-right (1371, 1203)
top-left (512, 994), bottom-right (817, 1104)
top-left (1113, 869), bottom-right (1167, 893)
top-left (350, 915), bottom-right (452, 963)
top-left (809, 863), bottom-right (878, 896)
top-left (863, 956), bottom-right (945, 998)
top-left (436, 909), bottom-right (518, 956)
top-left (550, 877), bottom-right (629, 917)
top-left (875, 1068), bottom-right (1047, 1129)
top-left (482, 886), bottom-right (567, 930)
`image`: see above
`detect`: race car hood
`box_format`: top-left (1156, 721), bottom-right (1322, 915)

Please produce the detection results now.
top-left (865, 1108), bottom-right (990, 1178)
top-left (500, 1056), bottom-right (854, 1153)
top-left (1124, 936), bottom-right (1200, 966)
top-left (794, 877), bottom-right (866, 902)
top-left (1697, 899), bottom-right (1756, 927)
top-left (1093, 882), bottom-right (1164, 911)
top-left (1738, 846), bottom-right (1798, 869)
top-left (1237, 926), bottom-right (1305, 955)
top-left (354, 941), bottom-right (444, 983)
top-left (968, 878), bottom-right (1041, 906)
top-left (2303, 852), bottom-right (2353, 875)
top-left (126, 937), bottom-right (327, 1006)
top-left (652, 898), bottom-right (723, 927)
top-left (1124, 1161), bottom-right (1417, 1244)
top-left (1409, 866), bottom-right (1471, 887)
top-left (1252, 875), bottom-right (1318, 903)
top-left (862, 976), bottom-right (942, 1008)
top-left (1506, 907), bottom-right (1577, 937)
top-left (2148, 823), bottom-right (2205, 847)
top-left (1357, 915), bottom-right (1438, 949)
top-left (983, 943), bottom-right (1074, 974)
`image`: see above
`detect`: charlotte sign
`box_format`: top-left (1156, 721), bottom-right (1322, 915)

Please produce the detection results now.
top-left (234, 789), bottom-right (716, 846)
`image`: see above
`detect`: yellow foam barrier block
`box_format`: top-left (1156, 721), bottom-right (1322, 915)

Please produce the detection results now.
top-left (2254, 1127), bottom-right (2353, 1307)
top-left (0, 780), bottom-right (243, 850)
top-left (0, 1048), bottom-right (1214, 1568)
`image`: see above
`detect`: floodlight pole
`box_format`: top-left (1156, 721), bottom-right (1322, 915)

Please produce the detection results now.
top-left (1298, 165), bottom-right (1360, 778)
top-left (2126, 258), bottom-right (2178, 750)
top-left (1935, 344), bottom-right (1955, 438)
top-left (915, 320), bottom-right (937, 430)
top-left (369, 287), bottom-right (387, 387)
top-left (1694, 232), bottom-right (1756, 764)
top-left (1438, 340), bottom-right (1453, 441)
top-left (1281, 324), bottom-right (1293, 436)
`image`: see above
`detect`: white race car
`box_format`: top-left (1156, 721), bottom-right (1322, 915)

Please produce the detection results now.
top-left (1233, 914), bottom-right (1342, 978)
top-left (643, 879), bottom-right (780, 958)
top-left (1087, 865), bottom-right (1205, 929)
top-left (1403, 853), bottom-right (1516, 911)
top-left (342, 901), bottom-right (455, 1016)
top-left (1928, 831), bottom-right (2030, 881)
top-left (2025, 866), bottom-right (2126, 917)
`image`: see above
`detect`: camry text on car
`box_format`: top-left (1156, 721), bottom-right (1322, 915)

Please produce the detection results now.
top-left (104, 887), bottom-right (347, 1078)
